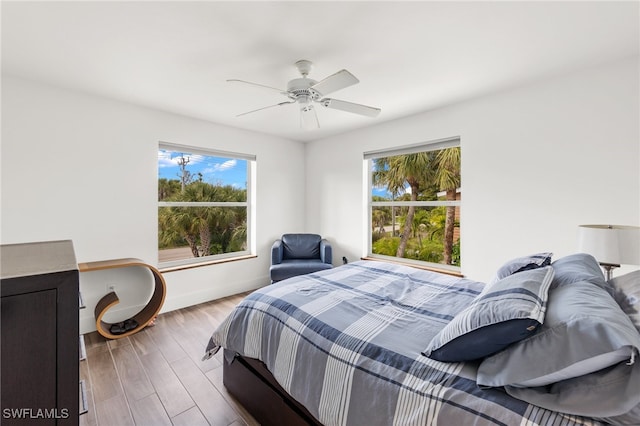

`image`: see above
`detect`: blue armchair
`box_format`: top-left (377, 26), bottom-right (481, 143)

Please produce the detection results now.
top-left (270, 233), bottom-right (333, 283)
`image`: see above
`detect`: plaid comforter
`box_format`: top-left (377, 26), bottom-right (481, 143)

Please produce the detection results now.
top-left (205, 260), bottom-right (604, 426)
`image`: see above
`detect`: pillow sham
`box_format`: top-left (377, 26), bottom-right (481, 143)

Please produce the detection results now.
top-left (422, 266), bottom-right (554, 362)
top-left (607, 270), bottom-right (640, 333)
top-left (491, 252), bottom-right (552, 284)
top-left (477, 268), bottom-right (640, 388)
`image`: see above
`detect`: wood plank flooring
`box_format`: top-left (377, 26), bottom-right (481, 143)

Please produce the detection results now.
top-left (80, 292), bottom-right (259, 426)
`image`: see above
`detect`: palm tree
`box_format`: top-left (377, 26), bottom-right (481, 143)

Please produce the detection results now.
top-left (158, 206), bottom-right (200, 257)
top-left (158, 178), bottom-right (181, 201)
top-left (159, 182), bottom-right (239, 258)
top-left (181, 182), bottom-right (245, 256)
top-left (373, 153), bottom-right (435, 258)
top-left (179, 183), bottom-right (214, 256)
top-left (372, 208), bottom-right (390, 234)
top-left (411, 209), bottom-right (431, 247)
top-left (230, 222), bottom-right (247, 251)
top-left (434, 147), bottom-right (461, 264)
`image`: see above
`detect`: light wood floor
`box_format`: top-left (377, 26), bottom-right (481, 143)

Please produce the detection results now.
top-left (80, 292), bottom-right (259, 426)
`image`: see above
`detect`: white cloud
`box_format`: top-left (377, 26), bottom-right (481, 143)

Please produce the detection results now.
top-left (202, 159), bottom-right (237, 174)
top-left (214, 159), bottom-right (237, 172)
top-left (157, 150), bottom-right (173, 168)
top-left (157, 150), bottom-right (205, 168)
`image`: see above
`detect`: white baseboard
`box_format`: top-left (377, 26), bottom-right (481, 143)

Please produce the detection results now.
top-left (160, 277), bottom-right (267, 314)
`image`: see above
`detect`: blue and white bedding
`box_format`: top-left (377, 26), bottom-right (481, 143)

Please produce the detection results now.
top-left (205, 260), bottom-right (621, 426)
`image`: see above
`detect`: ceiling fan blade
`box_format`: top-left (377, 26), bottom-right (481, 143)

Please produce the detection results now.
top-left (236, 100), bottom-right (295, 117)
top-left (227, 79), bottom-right (288, 95)
top-left (300, 104), bottom-right (319, 130)
top-left (310, 69), bottom-right (359, 96)
top-left (320, 98), bottom-right (381, 117)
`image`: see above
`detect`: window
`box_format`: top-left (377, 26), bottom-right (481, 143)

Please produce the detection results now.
top-left (365, 137), bottom-right (461, 271)
top-left (158, 143), bottom-right (255, 268)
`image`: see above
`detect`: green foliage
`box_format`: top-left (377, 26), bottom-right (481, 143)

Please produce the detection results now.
top-left (158, 179), bottom-right (247, 259)
top-left (372, 235), bottom-right (445, 263)
top-left (404, 238), bottom-right (444, 263)
top-left (372, 237), bottom-right (400, 256)
top-left (451, 239), bottom-right (461, 267)
top-left (158, 178), bottom-right (181, 201)
top-left (371, 146), bottom-right (461, 266)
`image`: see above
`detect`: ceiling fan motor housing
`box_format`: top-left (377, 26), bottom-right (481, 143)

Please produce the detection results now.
top-left (287, 78), bottom-right (320, 102)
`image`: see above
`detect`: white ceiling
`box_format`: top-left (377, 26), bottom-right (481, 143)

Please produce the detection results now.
top-left (2, 1), bottom-right (638, 142)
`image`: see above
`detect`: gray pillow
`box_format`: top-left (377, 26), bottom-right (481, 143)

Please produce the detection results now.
top-left (607, 270), bottom-right (640, 333)
top-left (423, 267), bottom-right (554, 362)
top-left (491, 252), bottom-right (552, 284)
top-left (505, 358), bottom-right (640, 422)
top-left (550, 252), bottom-right (607, 290)
top-left (477, 277), bottom-right (640, 388)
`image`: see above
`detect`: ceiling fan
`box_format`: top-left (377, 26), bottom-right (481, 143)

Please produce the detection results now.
top-left (228, 60), bottom-right (381, 129)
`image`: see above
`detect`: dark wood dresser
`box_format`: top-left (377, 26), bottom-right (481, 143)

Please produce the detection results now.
top-left (1, 240), bottom-right (79, 425)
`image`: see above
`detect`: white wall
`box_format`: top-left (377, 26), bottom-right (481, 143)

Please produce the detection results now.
top-left (1, 76), bottom-right (306, 333)
top-left (306, 57), bottom-right (640, 282)
top-left (3, 57), bottom-right (638, 332)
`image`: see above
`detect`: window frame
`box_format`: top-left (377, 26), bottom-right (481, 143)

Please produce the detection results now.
top-left (158, 142), bottom-right (256, 269)
top-left (364, 137), bottom-right (461, 273)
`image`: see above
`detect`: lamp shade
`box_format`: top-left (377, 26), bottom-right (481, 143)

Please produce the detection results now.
top-left (578, 225), bottom-right (640, 266)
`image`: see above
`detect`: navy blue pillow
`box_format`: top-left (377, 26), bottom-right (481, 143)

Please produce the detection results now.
top-left (491, 252), bottom-right (552, 284)
top-left (423, 266), bottom-right (555, 362)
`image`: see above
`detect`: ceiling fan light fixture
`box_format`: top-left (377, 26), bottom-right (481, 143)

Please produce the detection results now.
top-left (300, 103), bottom-right (319, 130)
top-left (299, 95), bottom-right (312, 108)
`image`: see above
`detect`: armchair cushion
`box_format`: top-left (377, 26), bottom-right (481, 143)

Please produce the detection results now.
top-left (282, 234), bottom-right (323, 260)
top-left (270, 260), bottom-right (333, 283)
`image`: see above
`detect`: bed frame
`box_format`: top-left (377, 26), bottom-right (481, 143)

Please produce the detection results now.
top-left (223, 349), bottom-right (322, 426)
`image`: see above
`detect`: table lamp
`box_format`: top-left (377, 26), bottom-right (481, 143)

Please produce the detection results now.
top-left (578, 224), bottom-right (640, 280)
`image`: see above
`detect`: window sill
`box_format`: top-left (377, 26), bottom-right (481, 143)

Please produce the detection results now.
top-left (159, 254), bottom-right (257, 273)
top-left (360, 256), bottom-right (463, 278)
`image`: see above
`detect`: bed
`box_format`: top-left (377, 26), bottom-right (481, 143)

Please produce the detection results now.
top-left (204, 254), bottom-right (640, 426)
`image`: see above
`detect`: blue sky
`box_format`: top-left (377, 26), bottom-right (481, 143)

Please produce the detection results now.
top-left (372, 186), bottom-right (410, 199)
top-left (158, 149), bottom-right (247, 189)
top-left (372, 187), bottom-right (392, 198)
top-left (158, 149), bottom-right (398, 196)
